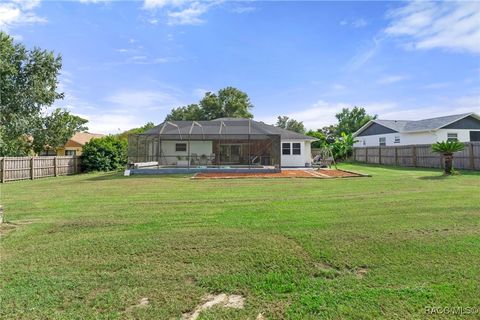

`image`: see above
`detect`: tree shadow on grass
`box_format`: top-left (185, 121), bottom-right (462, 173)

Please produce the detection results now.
top-left (417, 171), bottom-right (479, 180)
top-left (417, 175), bottom-right (450, 181)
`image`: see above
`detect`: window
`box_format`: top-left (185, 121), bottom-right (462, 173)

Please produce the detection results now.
top-left (447, 133), bottom-right (458, 142)
top-left (470, 131), bottom-right (480, 142)
top-left (65, 150), bottom-right (76, 156)
top-left (379, 137), bottom-right (386, 146)
top-left (292, 143), bottom-right (301, 155)
top-left (175, 143), bottom-right (187, 152)
top-left (362, 139), bottom-right (366, 146)
top-left (282, 143), bottom-right (291, 155)
top-left (394, 136), bottom-right (400, 144)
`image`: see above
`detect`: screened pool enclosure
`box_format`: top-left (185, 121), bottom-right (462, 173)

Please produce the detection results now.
top-left (128, 118), bottom-right (282, 172)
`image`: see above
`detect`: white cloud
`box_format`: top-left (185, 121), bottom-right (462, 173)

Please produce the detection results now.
top-left (331, 84), bottom-right (346, 91)
top-left (143, 0), bottom-right (222, 26)
top-left (167, 2), bottom-right (210, 25)
top-left (377, 75), bottom-right (409, 85)
top-left (105, 90), bottom-right (183, 111)
top-left (421, 82), bottom-right (451, 90)
top-left (345, 36), bottom-right (383, 71)
top-left (352, 18), bottom-right (367, 28)
top-left (78, 113), bottom-right (142, 134)
top-left (231, 6), bottom-right (256, 14)
top-left (385, 1), bottom-right (480, 54)
top-left (193, 88), bottom-right (208, 99)
top-left (0, 0), bottom-right (46, 31)
top-left (257, 96), bottom-right (480, 131)
top-left (340, 18), bottom-right (368, 28)
top-left (143, 0), bottom-right (188, 10)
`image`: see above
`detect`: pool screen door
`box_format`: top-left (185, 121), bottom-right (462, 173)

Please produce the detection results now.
top-left (219, 144), bottom-right (241, 164)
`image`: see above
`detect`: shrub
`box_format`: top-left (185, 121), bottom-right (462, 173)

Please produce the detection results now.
top-left (81, 136), bottom-right (127, 172)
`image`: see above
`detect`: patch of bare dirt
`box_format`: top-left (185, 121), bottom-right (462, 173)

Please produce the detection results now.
top-left (353, 267), bottom-right (369, 279)
top-left (0, 220), bottom-right (37, 236)
top-left (182, 294), bottom-right (245, 320)
top-left (125, 297), bottom-right (149, 313)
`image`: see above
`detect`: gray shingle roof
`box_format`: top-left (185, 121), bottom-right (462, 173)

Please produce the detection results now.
top-left (142, 118), bottom-right (316, 140)
top-left (357, 113), bottom-right (478, 135)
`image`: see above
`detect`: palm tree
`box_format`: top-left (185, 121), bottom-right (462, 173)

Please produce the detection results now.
top-left (431, 141), bottom-right (465, 175)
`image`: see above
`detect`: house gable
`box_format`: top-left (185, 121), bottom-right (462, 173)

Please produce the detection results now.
top-left (357, 122), bottom-right (398, 137)
top-left (441, 115), bottom-right (480, 130)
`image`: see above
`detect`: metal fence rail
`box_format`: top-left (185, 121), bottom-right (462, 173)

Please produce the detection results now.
top-left (0, 156), bottom-right (81, 183)
top-left (352, 142), bottom-right (480, 170)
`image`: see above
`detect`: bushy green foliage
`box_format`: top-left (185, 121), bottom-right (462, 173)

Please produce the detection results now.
top-left (81, 136), bottom-right (127, 172)
top-left (335, 107), bottom-right (376, 136)
top-left (0, 32), bottom-right (64, 156)
top-left (432, 140), bottom-right (465, 174)
top-left (305, 130), bottom-right (327, 148)
top-left (31, 108), bottom-right (88, 154)
top-left (330, 132), bottom-right (358, 160)
top-left (432, 140), bottom-right (465, 154)
top-left (165, 87), bottom-right (254, 121)
top-left (275, 116), bottom-right (306, 133)
top-left (117, 122), bottom-right (155, 141)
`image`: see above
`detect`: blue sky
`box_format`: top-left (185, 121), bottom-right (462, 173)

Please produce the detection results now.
top-left (1, 0), bottom-right (479, 133)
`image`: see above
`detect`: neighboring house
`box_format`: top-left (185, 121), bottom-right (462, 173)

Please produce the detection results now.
top-left (56, 132), bottom-right (104, 156)
top-left (353, 113), bottom-right (480, 147)
top-left (133, 118), bottom-right (316, 168)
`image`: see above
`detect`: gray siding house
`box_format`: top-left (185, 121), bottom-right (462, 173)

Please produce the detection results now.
top-left (353, 113), bottom-right (480, 147)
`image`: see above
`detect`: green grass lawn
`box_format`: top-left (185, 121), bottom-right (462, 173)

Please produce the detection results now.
top-left (1, 164), bottom-right (479, 319)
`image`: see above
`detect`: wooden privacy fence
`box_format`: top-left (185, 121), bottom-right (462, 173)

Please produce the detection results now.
top-left (353, 142), bottom-right (480, 170)
top-left (0, 156), bottom-right (81, 183)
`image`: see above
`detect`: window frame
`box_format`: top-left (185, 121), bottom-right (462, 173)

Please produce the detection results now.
top-left (175, 143), bottom-right (187, 152)
top-left (394, 136), bottom-right (400, 144)
top-left (379, 137), bottom-right (386, 146)
top-left (65, 150), bottom-right (76, 156)
top-left (292, 143), bottom-right (301, 155)
top-left (282, 143), bottom-right (291, 155)
top-left (447, 133), bottom-right (458, 142)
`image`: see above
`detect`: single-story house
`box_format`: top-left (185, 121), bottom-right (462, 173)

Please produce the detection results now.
top-left (56, 132), bottom-right (104, 156)
top-left (129, 118), bottom-right (316, 169)
top-left (353, 112), bottom-right (480, 147)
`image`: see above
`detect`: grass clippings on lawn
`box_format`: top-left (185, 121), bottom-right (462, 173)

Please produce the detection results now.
top-left (1, 164), bottom-right (479, 319)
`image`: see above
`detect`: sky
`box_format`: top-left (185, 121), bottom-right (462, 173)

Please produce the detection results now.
top-left (1, 0), bottom-right (480, 134)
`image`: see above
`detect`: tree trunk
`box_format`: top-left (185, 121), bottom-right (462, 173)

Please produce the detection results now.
top-left (443, 152), bottom-right (453, 175)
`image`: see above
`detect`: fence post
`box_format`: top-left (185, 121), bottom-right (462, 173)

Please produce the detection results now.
top-left (353, 148), bottom-right (356, 162)
top-left (468, 143), bottom-right (474, 170)
top-left (394, 147), bottom-right (398, 166)
top-left (54, 157), bottom-right (58, 177)
top-left (1, 158), bottom-right (4, 183)
top-left (30, 157), bottom-right (35, 180)
top-left (365, 148), bottom-right (368, 163)
top-left (73, 156), bottom-right (77, 174)
top-left (378, 147), bottom-right (382, 164)
top-left (412, 145), bottom-right (417, 167)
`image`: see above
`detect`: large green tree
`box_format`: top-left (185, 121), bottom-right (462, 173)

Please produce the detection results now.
top-left (31, 108), bottom-right (88, 154)
top-left (275, 116), bottom-right (306, 134)
top-left (165, 104), bottom-right (204, 121)
top-left (165, 87), bottom-right (254, 121)
top-left (117, 122), bottom-right (156, 141)
top-left (335, 107), bottom-right (376, 136)
top-left (0, 32), bottom-right (64, 156)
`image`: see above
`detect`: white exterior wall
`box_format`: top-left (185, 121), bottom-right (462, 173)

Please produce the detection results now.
top-left (161, 140), bottom-right (213, 164)
top-left (281, 140), bottom-right (313, 167)
top-left (354, 129), bottom-right (475, 147)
